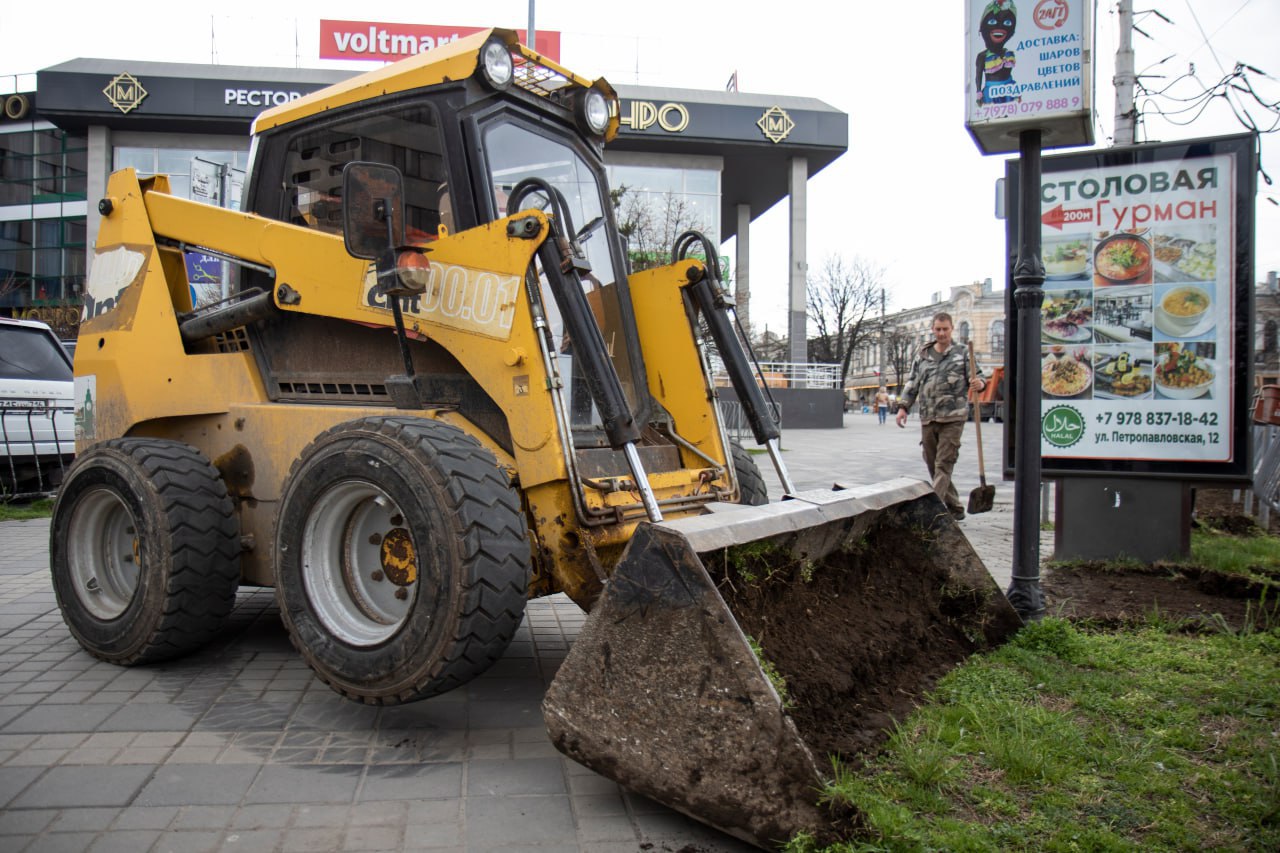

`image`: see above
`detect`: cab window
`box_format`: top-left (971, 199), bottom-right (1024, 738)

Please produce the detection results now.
top-left (282, 103), bottom-right (452, 243)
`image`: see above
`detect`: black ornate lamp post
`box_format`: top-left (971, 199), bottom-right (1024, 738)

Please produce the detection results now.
top-left (1008, 128), bottom-right (1046, 621)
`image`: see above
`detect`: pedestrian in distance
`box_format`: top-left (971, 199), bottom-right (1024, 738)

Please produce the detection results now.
top-left (874, 385), bottom-right (890, 425)
top-left (895, 312), bottom-right (986, 520)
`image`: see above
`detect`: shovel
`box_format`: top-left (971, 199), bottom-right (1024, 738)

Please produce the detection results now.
top-left (967, 340), bottom-right (996, 514)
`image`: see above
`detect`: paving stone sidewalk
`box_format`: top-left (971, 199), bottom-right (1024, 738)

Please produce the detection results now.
top-left (0, 415), bottom-right (1046, 852)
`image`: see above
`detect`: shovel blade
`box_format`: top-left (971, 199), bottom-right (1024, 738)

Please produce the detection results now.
top-left (968, 484), bottom-right (996, 515)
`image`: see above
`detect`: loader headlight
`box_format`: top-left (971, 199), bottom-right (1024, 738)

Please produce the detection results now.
top-left (578, 89), bottom-right (611, 136)
top-left (394, 249), bottom-right (431, 293)
top-left (479, 39), bottom-right (514, 90)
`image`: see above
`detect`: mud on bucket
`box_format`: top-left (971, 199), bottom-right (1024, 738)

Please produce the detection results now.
top-left (542, 477), bottom-right (1023, 849)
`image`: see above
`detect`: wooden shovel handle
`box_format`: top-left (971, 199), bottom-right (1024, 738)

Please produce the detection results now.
top-left (968, 341), bottom-right (987, 485)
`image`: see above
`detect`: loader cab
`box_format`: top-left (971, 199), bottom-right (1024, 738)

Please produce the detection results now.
top-left (241, 36), bottom-right (649, 446)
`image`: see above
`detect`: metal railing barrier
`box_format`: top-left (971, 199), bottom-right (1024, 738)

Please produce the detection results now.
top-left (0, 405), bottom-right (75, 501)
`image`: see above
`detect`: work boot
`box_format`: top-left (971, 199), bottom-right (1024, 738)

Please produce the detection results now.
top-left (950, 507), bottom-right (965, 521)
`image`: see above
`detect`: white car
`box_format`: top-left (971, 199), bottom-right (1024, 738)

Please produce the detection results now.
top-left (0, 317), bottom-right (75, 496)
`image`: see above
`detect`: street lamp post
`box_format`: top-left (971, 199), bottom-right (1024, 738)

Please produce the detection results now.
top-left (1008, 128), bottom-right (1046, 621)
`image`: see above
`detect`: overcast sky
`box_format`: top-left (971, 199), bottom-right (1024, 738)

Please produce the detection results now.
top-left (5, 0), bottom-right (1277, 334)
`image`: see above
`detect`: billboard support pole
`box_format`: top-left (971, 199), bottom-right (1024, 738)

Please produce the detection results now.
top-left (1009, 128), bottom-right (1046, 621)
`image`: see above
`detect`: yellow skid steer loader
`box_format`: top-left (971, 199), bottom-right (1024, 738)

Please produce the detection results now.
top-left (52, 30), bottom-right (1021, 848)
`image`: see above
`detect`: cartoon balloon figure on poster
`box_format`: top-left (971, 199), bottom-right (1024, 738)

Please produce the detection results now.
top-left (975, 1), bottom-right (1019, 105)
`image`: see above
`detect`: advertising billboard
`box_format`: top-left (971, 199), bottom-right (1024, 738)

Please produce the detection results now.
top-left (965, 0), bottom-right (1094, 154)
top-left (1003, 133), bottom-right (1257, 481)
top-left (319, 21), bottom-right (561, 63)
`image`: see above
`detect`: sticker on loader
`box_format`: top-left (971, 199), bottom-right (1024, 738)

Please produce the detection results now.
top-left (83, 246), bottom-right (147, 321)
top-left (361, 260), bottom-right (519, 340)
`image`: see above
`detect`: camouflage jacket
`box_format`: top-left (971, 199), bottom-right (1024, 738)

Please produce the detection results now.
top-left (898, 341), bottom-right (984, 424)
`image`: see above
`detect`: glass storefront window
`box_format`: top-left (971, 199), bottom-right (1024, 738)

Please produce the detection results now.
top-left (113, 149), bottom-right (153, 173)
top-left (0, 124), bottom-right (87, 312)
top-left (114, 146), bottom-right (248, 210)
top-left (0, 215), bottom-right (85, 308)
top-left (0, 125), bottom-right (85, 205)
top-left (684, 169), bottom-right (719, 195)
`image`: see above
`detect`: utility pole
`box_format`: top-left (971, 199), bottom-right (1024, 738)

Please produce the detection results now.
top-left (1114, 0), bottom-right (1136, 145)
top-left (527, 1), bottom-right (536, 51)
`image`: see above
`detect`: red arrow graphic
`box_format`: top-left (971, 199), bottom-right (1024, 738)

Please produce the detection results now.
top-left (1042, 204), bottom-right (1094, 231)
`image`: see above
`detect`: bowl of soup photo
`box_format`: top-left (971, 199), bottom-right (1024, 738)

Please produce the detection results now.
top-left (1157, 285), bottom-right (1212, 335)
top-left (1094, 233), bottom-right (1152, 284)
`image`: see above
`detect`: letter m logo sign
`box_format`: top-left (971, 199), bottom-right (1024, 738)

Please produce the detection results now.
top-left (756, 106), bottom-right (795, 143)
top-left (104, 73), bottom-right (148, 114)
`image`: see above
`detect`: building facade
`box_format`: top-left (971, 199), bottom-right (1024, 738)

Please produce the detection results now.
top-left (0, 56), bottom-right (848, 344)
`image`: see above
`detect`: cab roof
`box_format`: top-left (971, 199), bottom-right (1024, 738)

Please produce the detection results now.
top-left (251, 28), bottom-right (618, 140)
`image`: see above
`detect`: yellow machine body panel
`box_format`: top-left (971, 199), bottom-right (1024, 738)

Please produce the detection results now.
top-left (78, 176), bottom-right (268, 444)
top-left (629, 260), bottom-right (729, 466)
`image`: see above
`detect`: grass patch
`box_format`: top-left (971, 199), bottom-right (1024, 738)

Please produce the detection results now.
top-left (1047, 529), bottom-right (1279, 588)
top-left (0, 498), bottom-right (53, 521)
top-left (746, 634), bottom-right (793, 710)
top-left (1190, 528), bottom-right (1280, 585)
top-left (806, 618), bottom-right (1280, 851)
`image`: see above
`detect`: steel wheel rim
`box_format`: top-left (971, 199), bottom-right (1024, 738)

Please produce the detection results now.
top-left (301, 479), bottom-right (416, 646)
top-left (67, 487), bottom-right (141, 620)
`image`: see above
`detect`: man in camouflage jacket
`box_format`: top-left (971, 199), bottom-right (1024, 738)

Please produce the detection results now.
top-left (895, 312), bottom-right (987, 519)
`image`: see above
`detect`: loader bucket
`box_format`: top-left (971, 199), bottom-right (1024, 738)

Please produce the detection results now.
top-left (542, 477), bottom-right (1023, 849)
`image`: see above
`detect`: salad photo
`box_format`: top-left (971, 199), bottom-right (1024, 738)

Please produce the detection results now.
top-left (1153, 342), bottom-right (1215, 400)
top-left (1041, 290), bottom-right (1093, 343)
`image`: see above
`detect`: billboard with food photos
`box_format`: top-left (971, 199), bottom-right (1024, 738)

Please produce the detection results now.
top-left (1002, 133), bottom-right (1256, 481)
top-left (965, 0), bottom-right (1094, 154)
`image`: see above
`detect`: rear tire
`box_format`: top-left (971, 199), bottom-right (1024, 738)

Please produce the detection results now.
top-left (49, 439), bottom-right (240, 665)
top-left (730, 441), bottom-right (769, 506)
top-left (274, 417), bottom-right (531, 704)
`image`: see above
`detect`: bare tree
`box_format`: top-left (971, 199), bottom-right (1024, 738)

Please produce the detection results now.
top-left (0, 271), bottom-right (25, 302)
top-left (886, 327), bottom-right (917, 389)
top-left (612, 186), bottom-right (710, 273)
top-left (749, 327), bottom-right (789, 363)
top-left (805, 254), bottom-right (885, 387)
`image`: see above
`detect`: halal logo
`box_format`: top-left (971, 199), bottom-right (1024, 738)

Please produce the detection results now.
top-left (1042, 404), bottom-right (1085, 449)
top-left (756, 106), bottom-right (794, 143)
top-left (104, 73), bottom-right (148, 114)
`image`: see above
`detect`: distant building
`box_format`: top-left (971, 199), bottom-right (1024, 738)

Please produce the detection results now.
top-left (845, 278), bottom-right (1006, 403)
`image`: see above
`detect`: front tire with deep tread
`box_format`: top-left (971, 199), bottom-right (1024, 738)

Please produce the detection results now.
top-left (50, 439), bottom-right (241, 665)
top-left (274, 417), bottom-right (531, 705)
top-left (730, 441), bottom-right (769, 505)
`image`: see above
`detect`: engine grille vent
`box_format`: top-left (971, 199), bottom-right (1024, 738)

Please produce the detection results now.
top-left (213, 327), bottom-right (251, 353)
top-left (276, 381), bottom-right (390, 404)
